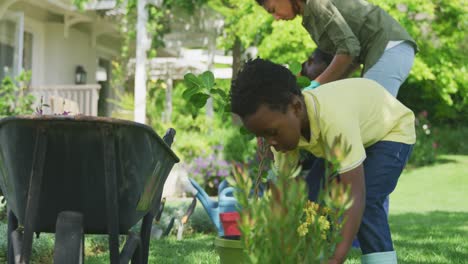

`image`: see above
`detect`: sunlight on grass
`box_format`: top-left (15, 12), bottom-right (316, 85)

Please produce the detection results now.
top-left (148, 234), bottom-right (219, 263)
top-left (391, 155), bottom-right (468, 213)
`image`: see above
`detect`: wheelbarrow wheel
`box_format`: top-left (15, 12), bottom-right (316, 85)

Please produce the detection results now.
top-left (53, 211), bottom-right (84, 264)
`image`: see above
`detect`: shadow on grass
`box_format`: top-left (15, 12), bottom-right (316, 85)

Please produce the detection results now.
top-left (433, 157), bottom-right (458, 165)
top-left (406, 156), bottom-right (459, 170)
top-left (390, 211), bottom-right (468, 264)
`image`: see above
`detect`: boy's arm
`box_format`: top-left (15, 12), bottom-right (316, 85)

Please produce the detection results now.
top-left (330, 164), bottom-right (366, 264)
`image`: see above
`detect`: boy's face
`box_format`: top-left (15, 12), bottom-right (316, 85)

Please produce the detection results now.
top-left (302, 59), bottom-right (328, 80)
top-left (242, 98), bottom-right (304, 153)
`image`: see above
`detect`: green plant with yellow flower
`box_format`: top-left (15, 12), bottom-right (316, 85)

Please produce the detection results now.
top-left (229, 134), bottom-right (352, 263)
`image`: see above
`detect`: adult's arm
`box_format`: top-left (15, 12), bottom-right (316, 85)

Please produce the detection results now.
top-left (305, 1), bottom-right (362, 84)
top-left (315, 54), bottom-right (355, 84)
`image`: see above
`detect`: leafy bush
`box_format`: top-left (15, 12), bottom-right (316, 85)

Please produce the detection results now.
top-left (0, 200), bottom-right (5, 222)
top-left (258, 17), bottom-right (315, 65)
top-left (0, 71), bottom-right (35, 117)
top-left (230, 137), bottom-right (352, 263)
top-left (185, 145), bottom-right (231, 196)
top-left (186, 206), bottom-right (217, 234)
top-left (159, 201), bottom-right (216, 235)
top-left (409, 111), bottom-right (438, 166)
top-left (146, 77), bottom-right (234, 162)
top-left (370, 0), bottom-right (467, 124)
top-left (433, 125), bottom-right (468, 155)
top-left (0, 223), bottom-right (5, 262)
top-left (226, 0), bottom-right (467, 124)
top-left (223, 127), bottom-right (256, 163)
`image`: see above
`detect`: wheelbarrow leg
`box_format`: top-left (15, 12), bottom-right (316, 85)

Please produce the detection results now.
top-left (138, 128), bottom-right (177, 263)
top-left (11, 230), bottom-right (23, 264)
top-left (120, 232), bottom-right (141, 263)
top-left (102, 127), bottom-right (120, 264)
top-left (7, 209), bottom-right (18, 264)
top-left (21, 129), bottom-right (47, 263)
top-left (139, 207), bottom-right (156, 264)
top-left (53, 211), bottom-right (84, 264)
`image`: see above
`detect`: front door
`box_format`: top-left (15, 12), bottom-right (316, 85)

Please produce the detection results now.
top-left (97, 58), bottom-right (111, 116)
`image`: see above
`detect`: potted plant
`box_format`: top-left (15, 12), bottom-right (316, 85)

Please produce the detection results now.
top-left (221, 136), bottom-right (352, 264)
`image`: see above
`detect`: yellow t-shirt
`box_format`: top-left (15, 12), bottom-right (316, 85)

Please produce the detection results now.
top-left (274, 78), bottom-right (416, 174)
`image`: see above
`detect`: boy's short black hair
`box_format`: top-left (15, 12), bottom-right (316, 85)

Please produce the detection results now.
top-left (300, 48), bottom-right (334, 76)
top-left (230, 58), bottom-right (302, 118)
top-left (301, 48), bottom-right (334, 80)
top-left (311, 49), bottom-right (334, 65)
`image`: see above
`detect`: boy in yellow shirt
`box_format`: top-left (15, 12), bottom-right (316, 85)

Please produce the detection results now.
top-left (230, 59), bottom-right (415, 263)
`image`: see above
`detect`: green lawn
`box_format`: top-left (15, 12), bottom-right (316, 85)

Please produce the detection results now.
top-left (1, 155), bottom-right (467, 263)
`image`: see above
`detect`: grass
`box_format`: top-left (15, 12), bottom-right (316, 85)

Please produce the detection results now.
top-left (1, 155), bottom-right (467, 263)
top-left (345, 155), bottom-right (468, 264)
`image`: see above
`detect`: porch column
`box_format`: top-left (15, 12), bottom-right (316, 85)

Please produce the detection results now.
top-left (134, 0), bottom-right (149, 124)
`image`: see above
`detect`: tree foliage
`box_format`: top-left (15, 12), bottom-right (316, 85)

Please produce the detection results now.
top-left (75, 0), bottom-right (466, 124)
top-left (257, 18), bottom-right (315, 64)
top-left (379, 0), bottom-right (467, 123)
top-left (212, 0), bottom-right (466, 123)
top-left (0, 72), bottom-right (35, 117)
top-left (209, 0), bottom-right (272, 50)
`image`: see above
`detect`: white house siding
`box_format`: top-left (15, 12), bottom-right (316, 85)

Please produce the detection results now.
top-left (43, 23), bottom-right (98, 85)
top-left (24, 16), bottom-right (45, 86)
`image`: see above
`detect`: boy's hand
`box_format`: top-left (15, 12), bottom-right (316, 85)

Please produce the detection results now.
top-left (331, 164), bottom-right (366, 263)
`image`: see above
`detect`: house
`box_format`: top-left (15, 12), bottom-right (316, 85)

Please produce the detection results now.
top-left (0, 0), bottom-right (122, 116)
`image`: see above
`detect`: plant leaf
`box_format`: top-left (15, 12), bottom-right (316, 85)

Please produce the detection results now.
top-left (182, 86), bottom-right (199, 100)
top-left (210, 88), bottom-right (227, 99)
top-left (191, 93), bottom-right (210, 108)
top-left (239, 127), bottom-right (255, 140)
top-left (200, 71), bottom-right (215, 90)
top-left (289, 61), bottom-right (302, 75)
top-left (184, 73), bottom-right (203, 90)
top-left (297, 76), bottom-right (311, 88)
top-left (223, 102), bottom-right (231, 113)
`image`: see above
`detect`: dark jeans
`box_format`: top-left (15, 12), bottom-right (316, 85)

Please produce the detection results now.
top-left (304, 141), bottom-right (413, 254)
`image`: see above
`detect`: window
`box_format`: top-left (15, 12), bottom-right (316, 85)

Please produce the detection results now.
top-left (0, 19), bottom-right (17, 81)
top-left (0, 12), bottom-right (31, 81)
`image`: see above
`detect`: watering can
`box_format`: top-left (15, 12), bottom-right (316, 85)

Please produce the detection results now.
top-left (189, 178), bottom-right (238, 236)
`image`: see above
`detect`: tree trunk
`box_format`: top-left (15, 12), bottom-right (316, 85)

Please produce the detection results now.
top-left (232, 37), bottom-right (243, 80)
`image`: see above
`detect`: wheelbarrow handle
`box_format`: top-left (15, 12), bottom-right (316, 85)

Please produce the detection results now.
top-left (163, 128), bottom-right (176, 147)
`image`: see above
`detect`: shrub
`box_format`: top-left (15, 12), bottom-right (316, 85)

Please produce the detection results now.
top-left (433, 125), bottom-right (468, 155)
top-left (230, 136), bottom-right (352, 263)
top-left (159, 201), bottom-right (216, 235)
top-left (223, 127), bottom-right (256, 163)
top-left (0, 71), bottom-right (35, 117)
top-left (187, 207), bottom-right (217, 234)
top-left (409, 111), bottom-right (438, 166)
top-left (185, 145), bottom-right (231, 196)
